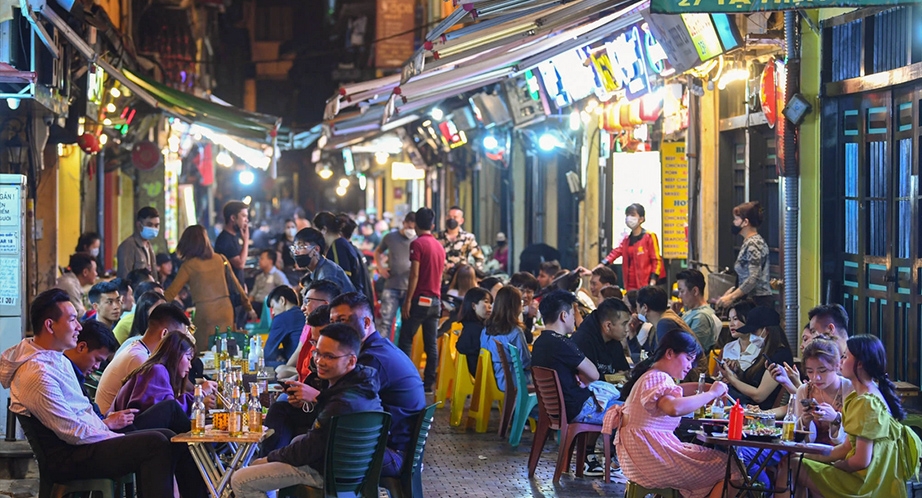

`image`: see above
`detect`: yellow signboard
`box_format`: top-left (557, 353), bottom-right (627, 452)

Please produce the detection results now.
top-left (661, 142), bottom-right (688, 259)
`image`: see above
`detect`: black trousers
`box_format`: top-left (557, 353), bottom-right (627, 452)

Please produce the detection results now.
top-left (397, 298), bottom-right (440, 389)
top-left (127, 398), bottom-right (192, 435)
top-left (260, 399), bottom-right (317, 458)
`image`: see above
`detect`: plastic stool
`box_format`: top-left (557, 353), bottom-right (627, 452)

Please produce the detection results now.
top-left (51, 474), bottom-right (134, 498)
top-left (434, 325), bottom-right (461, 408)
top-left (410, 327), bottom-right (426, 375)
top-left (449, 352), bottom-right (475, 427)
top-left (624, 481), bottom-right (679, 498)
top-left (466, 349), bottom-right (504, 433)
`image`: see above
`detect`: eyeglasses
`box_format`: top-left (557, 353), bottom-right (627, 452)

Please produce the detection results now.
top-left (304, 297), bottom-right (328, 304)
top-left (311, 350), bottom-right (354, 362)
top-left (290, 243), bottom-right (314, 256)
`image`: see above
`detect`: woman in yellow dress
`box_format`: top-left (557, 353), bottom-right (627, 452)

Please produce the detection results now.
top-left (799, 335), bottom-right (920, 497)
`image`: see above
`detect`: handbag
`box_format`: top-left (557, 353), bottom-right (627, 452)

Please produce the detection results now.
top-left (221, 256), bottom-right (247, 328)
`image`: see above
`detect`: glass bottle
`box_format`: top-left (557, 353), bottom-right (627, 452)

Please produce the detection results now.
top-left (228, 386), bottom-right (243, 436)
top-left (248, 384), bottom-right (263, 433)
top-left (694, 373), bottom-right (707, 419)
top-left (191, 384), bottom-right (206, 436)
top-left (710, 395), bottom-right (725, 420)
top-left (256, 357), bottom-right (270, 394)
top-left (782, 395), bottom-right (797, 442)
top-left (218, 336), bottom-right (229, 372)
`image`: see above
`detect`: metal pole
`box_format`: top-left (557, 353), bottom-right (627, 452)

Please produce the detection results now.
top-left (781, 11), bottom-right (801, 347)
top-left (96, 149), bottom-right (105, 267)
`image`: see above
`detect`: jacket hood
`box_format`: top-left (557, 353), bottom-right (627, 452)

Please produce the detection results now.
top-left (0, 340), bottom-right (57, 389)
top-left (318, 363), bottom-right (379, 403)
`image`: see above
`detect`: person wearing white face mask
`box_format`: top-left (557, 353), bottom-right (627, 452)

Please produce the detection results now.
top-left (116, 206), bottom-right (161, 281)
top-left (595, 203), bottom-right (665, 291)
top-left (75, 232), bottom-right (102, 265)
top-left (373, 213), bottom-right (417, 338)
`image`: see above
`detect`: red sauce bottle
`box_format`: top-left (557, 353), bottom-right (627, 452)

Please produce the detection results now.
top-left (728, 400), bottom-right (744, 440)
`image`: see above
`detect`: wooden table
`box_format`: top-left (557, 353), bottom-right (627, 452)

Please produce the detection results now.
top-left (695, 432), bottom-right (832, 497)
top-left (172, 428), bottom-right (274, 498)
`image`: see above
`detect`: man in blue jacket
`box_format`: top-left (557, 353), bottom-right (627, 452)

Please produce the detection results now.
top-left (263, 285), bottom-right (306, 367)
top-left (231, 323), bottom-right (382, 496)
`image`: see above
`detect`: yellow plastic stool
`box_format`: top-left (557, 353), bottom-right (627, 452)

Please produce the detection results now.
top-left (449, 352), bottom-right (475, 427)
top-left (466, 349), bottom-right (505, 433)
top-left (434, 324), bottom-right (461, 408)
top-left (410, 326), bottom-right (426, 376)
top-left (624, 481), bottom-right (680, 498)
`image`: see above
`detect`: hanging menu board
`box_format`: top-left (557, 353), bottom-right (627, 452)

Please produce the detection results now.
top-left (376, 0), bottom-right (416, 69)
top-left (660, 142), bottom-right (689, 259)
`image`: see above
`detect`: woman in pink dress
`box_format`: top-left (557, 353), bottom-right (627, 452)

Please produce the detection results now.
top-left (614, 330), bottom-right (738, 498)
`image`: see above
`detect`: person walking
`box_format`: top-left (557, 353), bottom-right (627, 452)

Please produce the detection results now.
top-left (116, 207), bottom-right (161, 281)
top-left (373, 212), bottom-right (416, 338)
top-left (438, 206), bottom-right (484, 281)
top-left (397, 207), bottom-right (445, 393)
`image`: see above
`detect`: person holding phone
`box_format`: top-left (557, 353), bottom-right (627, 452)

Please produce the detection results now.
top-left (716, 306), bottom-right (793, 411)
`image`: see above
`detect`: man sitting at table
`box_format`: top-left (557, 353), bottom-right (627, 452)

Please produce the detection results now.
top-left (0, 288), bottom-right (204, 497)
top-left (231, 323), bottom-right (382, 496)
top-left (95, 303), bottom-right (190, 414)
top-left (571, 297), bottom-right (632, 376)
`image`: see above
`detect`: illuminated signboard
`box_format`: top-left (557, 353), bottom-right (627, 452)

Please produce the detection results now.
top-left (536, 60), bottom-right (571, 109)
top-left (606, 25), bottom-right (651, 101)
top-left (682, 13), bottom-right (723, 62)
top-left (536, 49), bottom-right (600, 109)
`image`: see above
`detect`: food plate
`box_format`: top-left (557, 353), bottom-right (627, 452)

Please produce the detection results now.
top-left (743, 428), bottom-right (781, 442)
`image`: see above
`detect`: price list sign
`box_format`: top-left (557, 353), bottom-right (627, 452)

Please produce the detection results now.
top-left (0, 177), bottom-right (24, 314)
top-left (660, 142), bottom-right (689, 259)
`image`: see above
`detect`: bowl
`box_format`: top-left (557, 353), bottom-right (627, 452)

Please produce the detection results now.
top-left (702, 423), bottom-right (725, 435)
top-left (794, 430), bottom-right (809, 443)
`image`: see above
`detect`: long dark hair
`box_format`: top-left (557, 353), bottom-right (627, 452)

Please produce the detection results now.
top-left (459, 288), bottom-right (492, 324)
top-left (124, 330), bottom-right (195, 397)
top-left (128, 291), bottom-right (166, 338)
top-left (486, 285), bottom-right (523, 336)
top-left (846, 335), bottom-right (904, 420)
top-left (621, 330), bottom-right (704, 398)
top-left (741, 325), bottom-right (792, 385)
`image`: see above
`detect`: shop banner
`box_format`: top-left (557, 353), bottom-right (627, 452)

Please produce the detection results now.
top-left (660, 142), bottom-right (688, 259)
top-left (651, 0), bottom-right (916, 14)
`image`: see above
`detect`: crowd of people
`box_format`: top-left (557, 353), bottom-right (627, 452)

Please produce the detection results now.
top-left (18, 198), bottom-right (922, 497)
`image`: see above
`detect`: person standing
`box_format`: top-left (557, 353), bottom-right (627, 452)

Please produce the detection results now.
top-left (438, 206), bottom-right (484, 281)
top-left (493, 232), bottom-right (509, 273)
top-left (596, 203), bottom-right (665, 291)
top-left (373, 212), bottom-right (416, 338)
top-left (398, 207), bottom-right (445, 393)
top-left (214, 201), bottom-right (250, 291)
top-left (716, 201), bottom-right (773, 309)
top-left (116, 207), bottom-right (161, 281)
top-left (56, 253), bottom-right (97, 317)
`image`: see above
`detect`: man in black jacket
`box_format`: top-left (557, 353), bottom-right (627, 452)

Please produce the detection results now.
top-left (231, 323), bottom-right (382, 497)
top-left (571, 297), bottom-right (633, 375)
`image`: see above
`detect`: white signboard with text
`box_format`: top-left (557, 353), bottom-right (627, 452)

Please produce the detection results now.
top-left (610, 152), bottom-right (663, 264)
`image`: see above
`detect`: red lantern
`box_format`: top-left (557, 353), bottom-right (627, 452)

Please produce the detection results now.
top-left (77, 133), bottom-right (100, 154)
top-left (132, 141), bottom-right (161, 171)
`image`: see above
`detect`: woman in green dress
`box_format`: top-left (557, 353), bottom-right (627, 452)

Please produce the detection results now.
top-left (799, 335), bottom-right (920, 497)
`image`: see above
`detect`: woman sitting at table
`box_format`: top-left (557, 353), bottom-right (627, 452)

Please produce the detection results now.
top-left (455, 287), bottom-right (493, 376)
top-left (112, 330), bottom-right (217, 431)
top-left (479, 285), bottom-right (530, 392)
top-left (798, 335), bottom-right (921, 497)
top-left (717, 306), bottom-right (794, 411)
top-left (614, 330), bottom-right (740, 498)
top-left (718, 300), bottom-right (761, 373)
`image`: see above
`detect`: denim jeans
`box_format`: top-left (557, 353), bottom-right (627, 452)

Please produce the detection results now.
top-left (231, 460), bottom-right (323, 498)
top-left (397, 296), bottom-right (440, 389)
top-left (379, 288), bottom-right (406, 339)
top-left (574, 381), bottom-right (623, 424)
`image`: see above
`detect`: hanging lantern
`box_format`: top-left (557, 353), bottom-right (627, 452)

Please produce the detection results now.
top-left (77, 133), bottom-right (100, 154)
top-left (132, 141), bottom-right (161, 171)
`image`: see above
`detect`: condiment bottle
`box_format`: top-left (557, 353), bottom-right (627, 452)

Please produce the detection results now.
top-left (728, 400), bottom-right (744, 440)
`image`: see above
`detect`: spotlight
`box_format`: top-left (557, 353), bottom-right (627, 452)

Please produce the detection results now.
top-left (106, 103), bottom-right (117, 113)
top-left (335, 185), bottom-right (348, 197)
top-left (110, 87), bottom-right (121, 98)
top-left (338, 178), bottom-right (350, 188)
top-left (430, 108), bottom-right (444, 121)
top-left (482, 135), bottom-right (499, 150)
top-left (216, 150), bottom-right (234, 168)
top-left (238, 170), bottom-right (255, 185)
top-left (538, 133), bottom-right (559, 152)
top-left (7, 98), bottom-right (20, 110)
top-left (103, 118), bottom-right (112, 126)
top-left (318, 165), bottom-right (333, 180)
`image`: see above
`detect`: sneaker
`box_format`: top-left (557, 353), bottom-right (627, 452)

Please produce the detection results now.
top-left (582, 455), bottom-right (604, 477)
top-left (608, 466), bottom-right (628, 484)
top-left (424, 385), bottom-right (434, 395)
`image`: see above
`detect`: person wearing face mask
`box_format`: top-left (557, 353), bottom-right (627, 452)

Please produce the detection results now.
top-left (596, 204), bottom-right (665, 291)
top-left (373, 213), bottom-right (416, 338)
top-left (438, 206), bottom-right (485, 282)
top-left (313, 212), bottom-right (373, 302)
top-left (75, 232), bottom-right (102, 272)
top-left (277, 219), bottom-right (301, 280)
top-left (715, 201), bottom-right (773, 309)
top-left (636, 286), bottom-right (697, 356)
top-left (290, 228), bottom-right (355, 295)
top-left (116, 206), bottom-right (161, 281)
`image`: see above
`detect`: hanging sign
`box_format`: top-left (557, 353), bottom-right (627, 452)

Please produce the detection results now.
top-left (660, 142), bottom-right (689, 259)
top-left (650, 0), bottom-right (917, 14)
top-left (760, 63), bottom-right (777, 128)
top-left (607, 25), bottom-right (651, 101)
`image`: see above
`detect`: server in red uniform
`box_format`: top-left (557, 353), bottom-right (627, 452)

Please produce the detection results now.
top-left (596, 203), bottom-right (665, 291)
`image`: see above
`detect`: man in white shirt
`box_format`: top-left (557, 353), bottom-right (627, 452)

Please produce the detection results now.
top-left (0, 289), bottom-right (197, 497)
top-left (95, 303), bottom-right (191, 414)
top-left (249, 249), bottom-right (290, 313)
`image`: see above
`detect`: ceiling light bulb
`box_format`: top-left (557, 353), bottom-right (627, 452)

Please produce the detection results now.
top-left (335, 185), bottom-right (348, 197)
top-left (103, 118), bottom-right (112, 126)
top-left (110, 87), bottom-right (121, 98)
top-left (430, 108), bottom-right (444, 121)
top-left (375, 151), bottom-right (389, 165)
top-left (106, 103), bottom-right (117, 113)
top-left (318, 166), bottom-right (333, 180)
top-left (338, 178), bottom-right (350, 188)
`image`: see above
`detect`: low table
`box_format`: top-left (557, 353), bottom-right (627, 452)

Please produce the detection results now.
top-left (696, 432), bottom-right (832, 498)
top-left (172, 428), bottom-right (274, 498)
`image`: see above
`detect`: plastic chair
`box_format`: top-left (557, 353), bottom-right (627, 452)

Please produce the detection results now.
top-left (379, 403), bottom-right (438, 498)
top-left (493, 340), bottom-right (516, 439)
top-left (506, 343), bottom-right (538, 448)
top-left (18, 414), bottom-right (134, 498)
top-left (207, 330), bottom-right (249, 351)
top-left (528, 367), bottom-right (604, 483)
top-left (449, 352), bottom-right (475, 427)
top-left (410, 328), bottom-right (426, 375)
top-left (434, 324), bottom-right (461, 408)
top-left (624, 481), bottom-right (680, 498)
top-left (248, 295), bottom-right (274, 336)
top-left (279, 411), bottom-right (391, 498)
top-left (466, 349), bottom-right (505, 433)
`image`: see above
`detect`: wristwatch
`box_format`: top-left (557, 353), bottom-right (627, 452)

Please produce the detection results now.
top-left (832, 412), bottom-right (842, 427)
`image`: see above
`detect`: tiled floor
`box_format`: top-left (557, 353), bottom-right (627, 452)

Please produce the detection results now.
top-left (422, 400), bottom-right (626, 497)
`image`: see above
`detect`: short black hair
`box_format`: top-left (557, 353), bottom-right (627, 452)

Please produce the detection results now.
top-left (137, 206), bottom-right (159, 221)
top-left (155, 253), bottom-right (172, 266)
top-left (134, 280), bottom-right (162, 302)
top-left (69, 252), bottom-right (96, 275)
top-left (509, 272), bottom-right (539, 292)
top-left (77, 319), bottom-right (119, 353)
top-left (538, 261), bottom-right (561, 276)
top-left (479, 276), bottom-right (504, 291)
top-left (328, 291), bottom-right (374, 318)
top-left (295, 227), bottom-right (327, 254)
top-left (595, 297), bottom-right (631, 326)
top-left (223, 201), bottom-right (248, 224)
top-left (268, 285), bottom-right (300, 307)
top-left (126, 268), bottom-right (153, 289)
top-left (147, 303), bottom-right (190, 332)
top-left (307, 304), bottom-right (331, 327)
top-left (88, 280), bottom-right (119, 304)
top-left (676, 268), bottom-right (706, 294)
top-left (448, 205), bottom-right (463, 214)
top-left (538, 290), bottom-right (578, 325)
top-left (319, 323), bottom-right (363, 354)
top-left (624, 289), bottom-right (638, 311)
top-left (261, 249), bottom-right (278, 265)
top-left (115, 278), bottom-right (131, 297)
top-left (809, 304), bottom-right (849, 333)
top-left (414, 207), bottom-right (435, 231)
top-left (636, 286), bottom-right (668, 313)
top-left (30, 289), bottom-right (72, 335)
top-left (307, 279), bottom-right (341, 301)
top-left (591, 266), bottom-right (618, 286)
top-left (403, 212), bottom-right (416, 223)
top-left (625, 203), bottom-right (645, 217)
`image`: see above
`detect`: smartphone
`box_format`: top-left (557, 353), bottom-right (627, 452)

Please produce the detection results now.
top-left (276, 380), bottom-right (289, 390)
top-left (716, 358), bottom-right (727, 369)
top-left (761, 353), bottom-right (773, 366)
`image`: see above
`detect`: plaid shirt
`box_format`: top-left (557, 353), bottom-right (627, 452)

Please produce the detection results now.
top-left (437, 229), bottom-right (484, 275)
